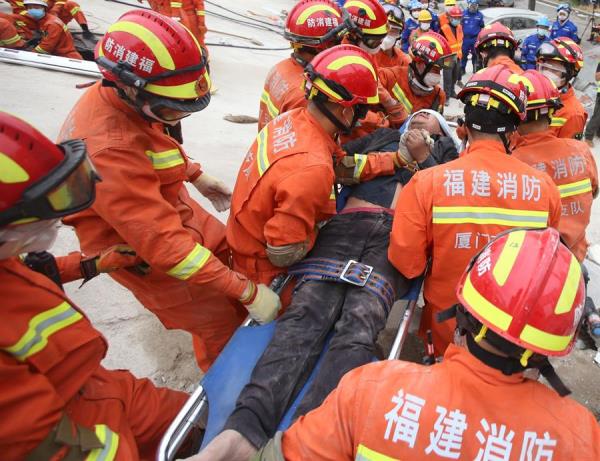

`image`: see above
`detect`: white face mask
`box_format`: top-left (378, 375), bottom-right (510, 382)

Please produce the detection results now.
top-left (0, 220), bottom-right (59, 260)
top-left (423, 72), bottom-right (441, 87)
top-left (359, 41), bottom-right (380, 55)
top-left (381, 34), bottom-right (397, 51)
top-left (558, 12), bottom-right (568, 21)
top-left (420, 23), bottom-right (431, 31)
top-left (537, 27), bottom-right (550, 37)
top-left (411, 10), bottom-right (421, 19)
top-left (540, 69), bottom-right (566, 88)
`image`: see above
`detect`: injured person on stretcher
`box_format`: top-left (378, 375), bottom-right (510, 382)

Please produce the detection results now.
top-left (189, 110), bottom-right (460, 461)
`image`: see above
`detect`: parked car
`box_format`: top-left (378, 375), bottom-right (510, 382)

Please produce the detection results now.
top-left (481, 7), bottom-right (545, 42)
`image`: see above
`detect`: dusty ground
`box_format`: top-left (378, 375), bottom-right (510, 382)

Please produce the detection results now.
top-left (1, 0), bottom-right (600, 421)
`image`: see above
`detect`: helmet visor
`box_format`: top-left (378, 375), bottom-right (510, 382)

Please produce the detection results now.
top-left (435, 52), bottom-right (458, 69)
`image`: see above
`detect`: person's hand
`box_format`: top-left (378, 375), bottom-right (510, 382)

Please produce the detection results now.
top-left (404, 129), bottom-right (432, 163)
top-left (96, 244), bottom-right (141, 273)
top-left (193, 173), bottom-right (232, 212)
top-left (386, 104), bottom-right (408, 129)
top-left (240, 282), bottom-right (282, 324)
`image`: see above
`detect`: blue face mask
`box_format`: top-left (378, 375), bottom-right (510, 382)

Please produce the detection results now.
top-left (537, 27), bottom-right (550, 37)
top-left (27, 8), bottom-right (45, 19)
top-left (451, 18), bottom-right (461, 26)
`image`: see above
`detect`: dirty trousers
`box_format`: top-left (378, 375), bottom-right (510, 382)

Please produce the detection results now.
top-left (224, 211), bottom-right (407, 449)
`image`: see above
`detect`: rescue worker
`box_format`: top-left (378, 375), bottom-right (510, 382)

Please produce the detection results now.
top-left (0, 112), bottom-right (188, 461)
top-left (2, 0), bottom-right (24, 14)
top-left (388, 65), bottom-right (562, 355)
top-left (246, 228), bottom-right (600, 461)
top-left (226, 45), bottom-right (380, 299)
top-left (584, 60), bottom-right (600, 146)
top-left (475, 22), bottom-right (521, 73)
top-left (47, 0), bottom-right (92, 38)
top-left (11, 8), bottom-right (36, 40)
top-left (551, 3), bottom-right (580, 43)
top-left (179, 0), bottom-right (206, 47)
top-left (0, 12), bottom-right (25, 48)
top-left (439, 5), bottom-right (463, 101)
top-left (419, 0), bottom-right (439, 32)
top-left (258, 0), bottom-right (344, 132)
top-left (441, 0), bottom-right (456, 12)
top-left (512, 70), bottom-right (598, 261)
top-left (459, 0), bottom-right (484, 82)
top-left (520, 16), bottom-right (551, 70)
top-left (401, 0), bottom-right (422, 52)
top-left (22, 0), bottom-right (81, 59)
top-left (59, 10), bottom-right (281, 371)
top-left (374, 2), bottom-right (411, 69)
top-left (537, 37), bottom-right (587, 139)
top-left (378, 32), bottom-right (452, 115)
top-left (408, 9), bottom-right (433, 46)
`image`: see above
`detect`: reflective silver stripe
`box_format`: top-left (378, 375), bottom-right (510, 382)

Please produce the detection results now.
top-left (166, 243), bottom-right (212, 280)
top-left (558, 178), bottom-right (592, 198)
top-left (432, 206), bottom-right (549, 227)
top-left (145, 149), bottom-right (184, 170)
top-left (86, 425), bottom-right (119, 461)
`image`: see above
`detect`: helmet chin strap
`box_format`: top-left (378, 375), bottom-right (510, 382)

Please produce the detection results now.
top-left (409, 64), bottom-right (434, 94)
top-left (314, 99), bottom-right (354, 135)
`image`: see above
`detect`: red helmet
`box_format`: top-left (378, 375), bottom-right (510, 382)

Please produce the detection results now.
top-left (536, 37), bottom-right (584, 79)
top-left (305, 44), bottom-right (379, 106)
top-left (448, 6), bottom-right (463, 18)
top-left (95, 10), bottom-right (211, 113)
top-left (456, 228), bottom-right (585, 357)
top-left (344, 0), bottom-right (389, 36)
top-left (284, 0), bottom-right (344, 51)
top-left (475, 22), bottom-right (518, 52)
top-left (520, 70), bottom-right (562, 121)
top-left (0, 112), bottom-right (99, 227)
top-left (458, 64), bottom-right (528, 126)
top-left (410, 31), bottom-right (454, 67)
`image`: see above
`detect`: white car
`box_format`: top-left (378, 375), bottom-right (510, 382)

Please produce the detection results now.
top-left (481, 7), bottom-right (546, 42)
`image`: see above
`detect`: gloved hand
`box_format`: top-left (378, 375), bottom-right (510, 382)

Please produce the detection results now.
top-left (239, 282), bottom-right (282, 324)
top-left (80, 244), bottom-right (142, 281)
top-left (193, 173), bottom-right (232, 212)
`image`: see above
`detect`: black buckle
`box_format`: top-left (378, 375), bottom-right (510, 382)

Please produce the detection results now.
top-left (340, 260), bottom-right (373, 286)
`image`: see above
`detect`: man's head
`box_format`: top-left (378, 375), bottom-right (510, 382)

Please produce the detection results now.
top-left (382, 3), bottom-right (404, 37)
top-left (408, 0), bottom-right (423, 21)
top-left (443, 0), bottom-right (456, 10)
top-left (408, 110), bottom-right (442, 135)
top-left (23, 0), bottom-right (47, 20)
top-left (556, 3), bottom-right (571, 24)
top-left (451, 227), bottom-right (584, 396)
top-left (343, 0), bottom-right (389, 55)
top-left (0, 112), bottom-right (99, 259)
top-left (466, 0), bottom-right (478, 13)
top-left (536, 37), bottom-right (583, 90)
top-left (475, 23), bottom-right (518, 67)
top-left (95, 10), bottom-right (211, 126)
top-left (536, 16), bottom-right (551, 39)
top-left (284, 0), bottom-right (345, 65)
top-left (417, 9), bottom-right (433, 32)
top-left (448, 6), bottom-right (463, 27)
top-left (517, 70), bottom-right (562, 134)
top-left (408, 32), bottom-right (455, 94)
top-left (457, 65), bottom-right (527, 148)
top-left (304, 44), bottom-right (379, 135)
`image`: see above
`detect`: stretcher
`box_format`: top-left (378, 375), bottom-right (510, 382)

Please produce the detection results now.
top-left (156, 274), bottom-right (424, 461)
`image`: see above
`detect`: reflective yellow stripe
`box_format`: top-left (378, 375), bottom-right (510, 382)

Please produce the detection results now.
top-left (70, 6), bottom-right (80, 14)
top-left (432, 206), bottom-right (549, 228)
top-left (554, 254), bottom-right (581, 314)
top-left (34, 45), bottom-right (48, 54)
top-left (260, 89), bottom-right (279, 119)
top-left (86, 425), bottom-right (119, 461)
top-left (107, 21), bottom-right (175, 70)
top-left (167, 243), bottom-right (212, 280)
top-left (63, 24), bottom-right (69, 32)
top-left (145, 69), bottom-right (209, 99)
top-left (392, 83), bottom-right (413, 113)
top-left (196, 10), bottom-right (205, 15)
top-left (519, 323), bottom-right (574, 352)
top-left (297, 4), bottom-right (340, 24)
top-left (355, 444), bottom-right (399, 461)
top-left (353, 154), bottom-right (368, 181)
top-left (327, 55), bottom-right (377, 80)
top-left (492, 230), bottom-right (525, 287)
top-left (170, 2), bottom-right (182, 7)
top-left (462, 275), bottom-right (513, 331)
top-left (0, 153), bottom-right (29, 183)
top-left (145, 148), bottom-right (184, 170)
top-left (3, 302), bottom-right (83, 361)
top-left (0, 33), bottom-right (22, 46)
top-left (550, 116), bottom-right (566, 127)
top-left (256, 126), bottom-right (270, 176)
top-left (558, 178), bottom-right (592, 198)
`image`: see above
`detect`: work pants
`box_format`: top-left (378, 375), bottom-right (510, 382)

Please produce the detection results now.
top-left (224, 211), bottom-right (408, 449)
top-left (460, 37), bottom-right (477, 74)
top-left (585, 93), bottom-right (600, 141)
top-left (443, 62), bottom-right (460, 99)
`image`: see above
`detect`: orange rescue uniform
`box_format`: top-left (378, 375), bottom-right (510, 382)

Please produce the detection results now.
top-left (439, 12), bottom-right (463, 59)
top-left (32, 13), bottom-right (81, 59)
top-left (512, 130), bottom-right (598, 261)
top-left (388, 139), bottom-right (562, 355)
top-left (60, 82), bottom-right (248, 370)
top-left (0, 257), bottom-right (187, 461)
top-left (551, 85), bottom-right (588, 139)
top-left (0, 13), bottom-right (25, 48)
top-left (13, 10), bottom-right (36, 39)
top-left (373, 46), bottom-right (412, 69)
top-left (258, 56), bottom-right (306, 132)
top-left (48, 0), bottom-right (87, 27)
top-left (5, 0), bottom-right (24, 14)
top-left (279, 345), bottom-right (600, 460)
top-left (227, 108), bottom-right (339, 287)
top-left (379, 64), bottom-right (446, 114)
